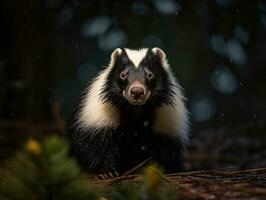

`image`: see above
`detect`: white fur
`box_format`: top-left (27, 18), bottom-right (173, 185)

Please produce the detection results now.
top-left (110, 48), bottom-right (122, 67)
top-left (152, 47), bottom-right (166, 61)
top-left (152, 47), bottom-right (171, 71)
top-left (77, 48), bottom-right (124, 130)
top-left (153, 59), bottom-right (189, 144)
top-left (77, 66), bottom-right (120, 130)
top-left (125, 48), bottom-right (148, 68)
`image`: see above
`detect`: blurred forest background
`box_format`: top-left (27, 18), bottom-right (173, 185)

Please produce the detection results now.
top-left (0, 0), bottom-right (265, 171)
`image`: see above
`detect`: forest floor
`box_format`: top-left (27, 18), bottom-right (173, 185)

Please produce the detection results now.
top-left (96, 168), bottom-right (266, 200)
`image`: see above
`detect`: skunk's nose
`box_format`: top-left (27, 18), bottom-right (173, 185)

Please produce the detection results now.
top-left (130, 87), bottom-right (145, 99)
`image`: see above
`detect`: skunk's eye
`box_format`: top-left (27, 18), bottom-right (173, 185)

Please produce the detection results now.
top-left (145, 70), bottom-right (154, 80)
top-left (120, 71), bottom-right (127, 80)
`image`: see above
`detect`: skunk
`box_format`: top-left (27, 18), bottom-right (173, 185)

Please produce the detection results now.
top-left (69, 48), bottom-right (189, 175)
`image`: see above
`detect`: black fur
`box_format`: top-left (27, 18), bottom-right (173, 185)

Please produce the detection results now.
top-left (68, 48), bottom-right (186, 174)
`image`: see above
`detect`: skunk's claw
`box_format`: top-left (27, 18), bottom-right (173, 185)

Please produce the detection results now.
top-left (95, 170), bottom-right (119, 180)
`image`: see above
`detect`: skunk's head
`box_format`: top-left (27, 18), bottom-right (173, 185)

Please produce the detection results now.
top-left (78, 47), bottom-right (188, 142)
top-left (103, 48), bottom-right (174, 107)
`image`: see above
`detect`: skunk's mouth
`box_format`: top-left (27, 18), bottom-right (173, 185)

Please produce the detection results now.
top-left (123, 92), bottom-right (151, 105)
top-left (126, 98), bottom-right (148, 106)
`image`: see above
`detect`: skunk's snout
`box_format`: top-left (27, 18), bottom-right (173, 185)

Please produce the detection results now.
top-left (123, 81), bottom-right (150, 105)
top-left (130, 86), bottom-right (145, 99)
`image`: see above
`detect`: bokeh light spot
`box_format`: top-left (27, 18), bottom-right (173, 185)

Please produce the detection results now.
top-left (226, 39), bottom-right (246, 65)
top-left (191, 95), bottom-right (216, 122)
top-left (153, 0), bottom-right (181, 15)
top-left (81, 15), bottom-right (111, 37)
top-left (98, 29), bottom-right (128, 51)
top-left (210, 65), bottom-right (238, 95)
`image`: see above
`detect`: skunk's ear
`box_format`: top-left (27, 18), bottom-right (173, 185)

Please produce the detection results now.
top-left (152, 47), bottom-right (166, 63)
top-left (110, 48), bottom-right (123, 65)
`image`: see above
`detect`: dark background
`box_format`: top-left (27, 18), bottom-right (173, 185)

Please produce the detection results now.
top-left (0, 0), bottom-right (265, 171)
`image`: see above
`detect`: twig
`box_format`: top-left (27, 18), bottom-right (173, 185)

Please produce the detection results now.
top-left (121, 157), bottom-right (152, 176)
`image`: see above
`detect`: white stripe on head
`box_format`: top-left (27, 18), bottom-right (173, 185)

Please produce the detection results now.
top-left (125, 48), bottom-right (148, 68)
